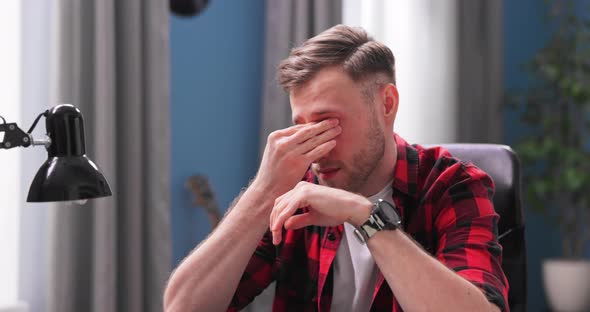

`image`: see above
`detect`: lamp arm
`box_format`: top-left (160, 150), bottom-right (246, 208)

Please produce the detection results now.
top-left (0, 122), bottom-right (31, 149)
top-left (0, 110), bottom-right (50, 150)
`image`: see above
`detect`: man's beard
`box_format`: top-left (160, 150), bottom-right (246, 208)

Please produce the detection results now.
top-left (320, 113), bottom-right (385, 193)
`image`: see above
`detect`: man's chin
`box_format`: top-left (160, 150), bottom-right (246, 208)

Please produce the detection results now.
top-left (317, 177), bottom-right (349, 191)
top-left (314, 169), bottom-right (355, 191)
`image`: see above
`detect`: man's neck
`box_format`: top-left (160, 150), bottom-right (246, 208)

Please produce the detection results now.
top-left (358, 136), bottom-right (397, 197)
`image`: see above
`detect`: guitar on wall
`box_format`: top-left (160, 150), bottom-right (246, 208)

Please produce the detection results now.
top-left (185, 174), bottom-right (222, 230)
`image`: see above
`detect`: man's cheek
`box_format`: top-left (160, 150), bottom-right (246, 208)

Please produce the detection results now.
top-left (333, 128), bottom-right (348, 145)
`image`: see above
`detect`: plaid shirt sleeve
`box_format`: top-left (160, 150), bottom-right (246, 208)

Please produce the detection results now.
top-left (227, 229), bottom-right (276, 311)
top-left (432, 160), bottom-right (510, 311)
top-left (226, 171), bottom-right (315, 311)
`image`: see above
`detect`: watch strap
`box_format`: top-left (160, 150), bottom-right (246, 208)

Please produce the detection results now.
top-left (353, 199), bottom-right (400, 244)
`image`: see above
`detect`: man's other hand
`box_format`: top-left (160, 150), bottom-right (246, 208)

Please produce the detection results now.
top-left (269, 181), bottom-right (372, 245)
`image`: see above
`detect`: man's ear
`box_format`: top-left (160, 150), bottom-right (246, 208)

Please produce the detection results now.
top-left (381, 83), bottom-right (399, 123)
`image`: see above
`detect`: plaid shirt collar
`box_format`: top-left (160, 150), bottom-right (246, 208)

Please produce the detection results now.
top-left (391, 133), bottom-right (419, 198)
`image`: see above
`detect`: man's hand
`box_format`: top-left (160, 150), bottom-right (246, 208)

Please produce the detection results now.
top-left (253, 119), bottom-right (341, 199)
top-left (269, 181), bottom-right (372, 245)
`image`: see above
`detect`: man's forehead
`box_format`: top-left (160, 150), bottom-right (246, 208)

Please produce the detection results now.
top-left (290, 84), bottom-right (346, 124)
top-left (289, 67), bottom-right (364, 124)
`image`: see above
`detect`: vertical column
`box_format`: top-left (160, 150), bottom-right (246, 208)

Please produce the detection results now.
top-left (0, 0), bottom-right (23, 307)
top-left (343, 0), bottom-right (459, 144)
top-left (19, 0), bottom-right (56, 311)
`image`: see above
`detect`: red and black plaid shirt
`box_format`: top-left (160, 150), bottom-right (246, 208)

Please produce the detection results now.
top-left (228, 133), bottom-right (509, 311)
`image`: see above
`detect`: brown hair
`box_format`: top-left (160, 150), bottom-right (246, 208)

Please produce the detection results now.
top-left (277, 24), bottom-right (396, 92)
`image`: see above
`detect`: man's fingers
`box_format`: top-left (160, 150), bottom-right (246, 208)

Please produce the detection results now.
top-left (271, 192), bottom-right (290, 232)
top-left (271, 191), bottom-right (295, 245)
top-left (291, 119), bottom-right (339, 144)
top-left (265, 119), bottom-right (338, 165)
top-left (305, 140), bottom-right (337, 162)
top-left (271, 211), bottom-right (283, 245)
top-left (272, 200), bottom-right (302, 245)
top-left (275, 200), bottom-right (301, 230)
top-left (297, 125), bottom-right (341, 154)
top-left (274, 191), bottom-right (289, 204)
top-left (284, 213), bottom-right (315, 230)
top-left (273, 124), bottom-right (306, 137)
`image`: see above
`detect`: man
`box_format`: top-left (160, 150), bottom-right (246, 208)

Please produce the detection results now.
top-left (164, 25), bottom-right (508, 312)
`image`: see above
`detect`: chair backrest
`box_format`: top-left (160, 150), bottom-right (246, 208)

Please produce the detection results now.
top-left (432, 144), bottom-right (526, 312)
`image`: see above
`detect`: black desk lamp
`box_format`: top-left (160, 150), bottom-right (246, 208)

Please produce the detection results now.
top-left (0, 104), bottom-right (112, 203)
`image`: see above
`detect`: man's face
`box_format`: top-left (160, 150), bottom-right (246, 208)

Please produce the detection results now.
top-left (290, 66), bottom-right (386, 193)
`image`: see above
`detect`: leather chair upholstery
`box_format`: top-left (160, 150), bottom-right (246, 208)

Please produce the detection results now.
top-left (430, 144), bottom-right (526, 312)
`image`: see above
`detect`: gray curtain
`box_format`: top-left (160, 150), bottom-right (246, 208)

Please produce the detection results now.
top-left (259, 0), bottom-right (342, 155)
top-left (248, 1), bottom-right (341, 311)
top-left (456, 0), bottom-right (504, 143)
top-left (47, 1), bottom-right (171, 312)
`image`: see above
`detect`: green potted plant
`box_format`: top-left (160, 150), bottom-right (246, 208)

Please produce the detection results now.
top-left (508, 1), bottom-right (590, 311)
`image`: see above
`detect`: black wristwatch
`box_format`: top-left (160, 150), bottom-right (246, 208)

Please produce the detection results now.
top-left (353, 199), bottom-right (402, 244)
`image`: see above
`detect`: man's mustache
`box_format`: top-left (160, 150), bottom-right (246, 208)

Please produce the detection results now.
top-left (312, 161), bottom-right (342, 170)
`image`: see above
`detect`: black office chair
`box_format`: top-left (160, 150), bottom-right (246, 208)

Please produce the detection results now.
top-left (431, 144), bottom-right (527, 312)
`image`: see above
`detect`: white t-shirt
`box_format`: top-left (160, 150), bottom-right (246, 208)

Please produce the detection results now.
top-left (330, 182), bottom-right (394, 312)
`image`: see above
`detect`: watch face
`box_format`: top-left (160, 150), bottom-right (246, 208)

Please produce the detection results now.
top-left (375, 199), bottom-right (401, 229)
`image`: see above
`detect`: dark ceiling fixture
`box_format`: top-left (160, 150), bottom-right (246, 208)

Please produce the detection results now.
top-left (170, 0), bottom-right (210, 17)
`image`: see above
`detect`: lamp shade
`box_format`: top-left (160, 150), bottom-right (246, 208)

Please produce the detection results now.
top-left (26, 104), bottom-right (112, 202)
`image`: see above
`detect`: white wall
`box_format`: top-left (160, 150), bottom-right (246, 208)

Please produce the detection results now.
top-left (0, 0), bottom-right (23, 308)
top-left (343, 0), bottom-right (459, 144)
top-left (0, 2), bottom-right (55, 311)
top-left (19, 0), bottom-right (56, 311)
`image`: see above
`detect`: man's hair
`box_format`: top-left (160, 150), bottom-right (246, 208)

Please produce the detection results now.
top-left (277, 24), bottom-right (396, 93)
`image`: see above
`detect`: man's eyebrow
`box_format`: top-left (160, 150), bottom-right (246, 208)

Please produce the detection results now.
top-left (292, 111), bottom-right (333, 125)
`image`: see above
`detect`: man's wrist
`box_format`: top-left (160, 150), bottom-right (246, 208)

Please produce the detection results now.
top-left (349, 198), bottom-right (372, 227)
top-left (250, 177), bottom-right (288, 199)
top-left (251, 185), bottom-right (276, 202)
